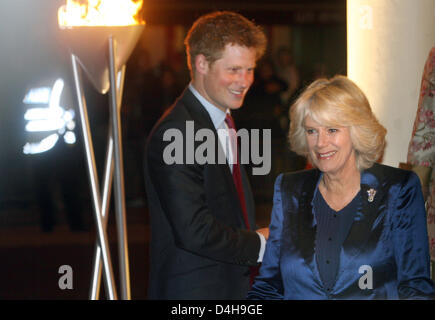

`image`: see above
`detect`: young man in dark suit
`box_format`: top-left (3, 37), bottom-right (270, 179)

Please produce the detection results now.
top-left (144, 11), bottom-right (269, 299)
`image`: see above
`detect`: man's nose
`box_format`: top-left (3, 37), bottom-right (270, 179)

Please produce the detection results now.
top-left (238, 71), bottom-right (253, 88)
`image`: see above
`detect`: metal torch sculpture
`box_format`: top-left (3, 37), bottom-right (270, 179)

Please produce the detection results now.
top-left (58, 0), bottom-right (145, 300)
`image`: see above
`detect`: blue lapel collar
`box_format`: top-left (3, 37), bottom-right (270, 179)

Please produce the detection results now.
top-left (292, 164), bottom-right (386, 283)
top-left (342, 163), bottom-right (385, 257)
top-left (291, 170), bottom-right (320, 263)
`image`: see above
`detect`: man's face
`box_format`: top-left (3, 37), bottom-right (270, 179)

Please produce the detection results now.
top-left (201, 44), bottom-right (256, 112)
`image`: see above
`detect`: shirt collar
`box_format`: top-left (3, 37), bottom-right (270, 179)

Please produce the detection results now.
top-left (189, 83), bottom-right (228, 130)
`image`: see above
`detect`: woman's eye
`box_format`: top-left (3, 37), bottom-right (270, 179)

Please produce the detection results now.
top-left (306, 129), bottom-right (316, 134)
top-left (328, 128), bottom-right (338, 133)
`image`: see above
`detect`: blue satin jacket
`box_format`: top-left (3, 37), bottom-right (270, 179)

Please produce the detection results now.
top-left (248, 164), bottom-right (435, 299)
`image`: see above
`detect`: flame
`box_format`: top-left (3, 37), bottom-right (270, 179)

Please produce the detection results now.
top-left (58, 0), bottom-right (144, 27)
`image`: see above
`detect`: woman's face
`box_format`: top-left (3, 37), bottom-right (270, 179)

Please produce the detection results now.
top-left (304, 115), bottom-right (357, 177)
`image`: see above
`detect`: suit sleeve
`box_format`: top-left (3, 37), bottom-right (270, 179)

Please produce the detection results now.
top-left (247, 174), bottom-right (284, 299)
top-left (146, 120), bottom-right (260, 266)
top-left (392, 172), bottom-right (435, 299)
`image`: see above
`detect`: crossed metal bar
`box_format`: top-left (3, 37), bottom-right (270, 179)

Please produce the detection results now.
top-left (70, 36), bottom-right (131, 300)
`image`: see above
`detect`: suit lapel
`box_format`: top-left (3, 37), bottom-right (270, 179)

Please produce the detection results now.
top-left (180, 89), bottom-right (248, 228)
top-left (294, 170), bottom-right (320, 264)
top-left (180, 88), bottom-right (217, 128)
top-left (342, 164), bottom-right (384, 257)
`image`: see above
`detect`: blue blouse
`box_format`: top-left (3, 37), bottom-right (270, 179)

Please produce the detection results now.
top-left (314, 190), bottom-right (360, 292)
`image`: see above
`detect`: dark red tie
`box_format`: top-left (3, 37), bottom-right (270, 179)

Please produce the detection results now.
top-left (225, 113), bottom-right (250, 230)
top-left (225, 114), bottom-right (259, 286)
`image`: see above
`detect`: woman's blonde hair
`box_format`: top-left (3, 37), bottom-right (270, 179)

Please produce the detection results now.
top-left (289, 75), bottom-right (386, 171)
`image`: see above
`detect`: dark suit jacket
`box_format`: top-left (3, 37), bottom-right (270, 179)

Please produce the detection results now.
top-left (248, 163), bottom-right (435, 299)
top-left (144, 87), bottom-right (261, 299)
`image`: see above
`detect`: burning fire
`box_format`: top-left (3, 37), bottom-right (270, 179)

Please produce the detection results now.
top-left (58, 0), bottom-right (144, 27)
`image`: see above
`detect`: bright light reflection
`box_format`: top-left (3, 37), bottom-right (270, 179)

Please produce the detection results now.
top-left (23, 133), bottom-right (59, 155)
top-left (64, 131), bottom-right (77, 144)
top-left (24, 107), bottom-right (61, 121)
top-left (25, 118), bottom-right (66, 132)
top-left (49, 79), bottom-right (64, 109)
top-left (64, 109), bottom-right (75, 122)
top-left (23, 87), bottom-right (51, 104)
top-left (66, 120), bottom-right (76, 131)
top-left (23, 78), bottom-right (77, 154)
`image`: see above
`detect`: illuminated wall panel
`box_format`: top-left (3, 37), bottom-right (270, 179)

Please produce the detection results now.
top-left (347, 0), bottom-right (435, 166)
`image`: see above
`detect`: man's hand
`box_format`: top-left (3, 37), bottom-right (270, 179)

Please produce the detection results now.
top-left (256, 227), bottom-right (269, 240)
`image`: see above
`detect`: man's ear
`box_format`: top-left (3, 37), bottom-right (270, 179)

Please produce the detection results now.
top-left (195, 54), bottom-right (209, 75)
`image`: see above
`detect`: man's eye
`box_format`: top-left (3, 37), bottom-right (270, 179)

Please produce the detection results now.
top-left (328, 128), bottom-right (338, 133)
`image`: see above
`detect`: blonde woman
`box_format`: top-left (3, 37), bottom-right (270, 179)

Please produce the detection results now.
top-left (248, 75), bottom-right (435, 299)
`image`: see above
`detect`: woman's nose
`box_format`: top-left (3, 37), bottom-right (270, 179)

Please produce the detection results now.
top-left (316, 130), bottom-right (328, 148)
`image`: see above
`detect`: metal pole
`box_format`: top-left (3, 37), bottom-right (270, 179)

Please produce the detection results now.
top-left (71, 54), bottom-right (118, 300)
top-left (89, 127), bottom-right (114, 300)
top-left (108, 36), bottom-right (131, 300)
top-left (90, 69), bottom-right (125, 300)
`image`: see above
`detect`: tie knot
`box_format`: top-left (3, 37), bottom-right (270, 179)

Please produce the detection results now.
top-left (225, 113), bottom-right (236, 130)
